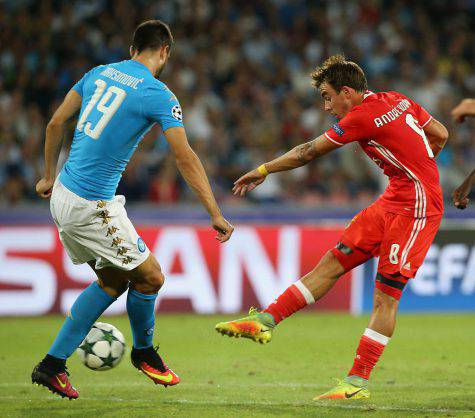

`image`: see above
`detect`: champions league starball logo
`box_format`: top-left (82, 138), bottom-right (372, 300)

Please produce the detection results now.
top-left (171, 105), bottom-right (183, 121)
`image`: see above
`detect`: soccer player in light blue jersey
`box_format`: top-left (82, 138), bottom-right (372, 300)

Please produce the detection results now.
top-left (32, 20), bottom-right (234, 399)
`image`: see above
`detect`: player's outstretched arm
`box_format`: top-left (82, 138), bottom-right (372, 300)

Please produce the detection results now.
top-left (165, 127), bottom-right (234, 242)
top-left (453, 169), bottom-right (475, 210)
top-left (36, 90), bottom-right (82, 199)
top-left (233, 134), bottom-right (338, 196)
top-left (451, 98), bottom-right (475, 123)
top-left (423, 118), bottom-right (449, 158)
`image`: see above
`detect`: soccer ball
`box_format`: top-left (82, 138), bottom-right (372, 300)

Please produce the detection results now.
top-left (76, 322), bottom-right (126, 371)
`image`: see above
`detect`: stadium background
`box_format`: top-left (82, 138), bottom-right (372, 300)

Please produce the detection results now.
top-left (0, 0), bottom-right (474, 316)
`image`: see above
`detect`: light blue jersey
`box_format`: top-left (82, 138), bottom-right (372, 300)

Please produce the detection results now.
top-left (60, 60), bottom-right (183, 200)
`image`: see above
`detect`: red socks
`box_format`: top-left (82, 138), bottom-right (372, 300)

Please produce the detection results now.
top-left (264, 280), bottom-right (315, 324)
top-left (263, 282), bottom-right (389, 383)
top-left (348, 328), bottom-right (389, 380)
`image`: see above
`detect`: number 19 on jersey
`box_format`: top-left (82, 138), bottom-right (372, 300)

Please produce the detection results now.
top-left (77, 79), bottom-right (126, 140)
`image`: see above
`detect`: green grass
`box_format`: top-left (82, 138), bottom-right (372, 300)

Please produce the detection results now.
top-left (0, 314), bottom-right (474, 417)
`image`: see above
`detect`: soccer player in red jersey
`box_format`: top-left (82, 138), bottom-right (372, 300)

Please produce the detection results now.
top-left (215, 55), bottom-right (449, 400)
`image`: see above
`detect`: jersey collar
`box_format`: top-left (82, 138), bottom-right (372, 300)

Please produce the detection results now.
top-left (129, 59), bottom-right (153, 75)
top-left (363, 90), bottom-right (375, 101)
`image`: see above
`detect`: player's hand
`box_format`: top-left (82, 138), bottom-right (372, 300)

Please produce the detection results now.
top-left (36, 178), bottom-right (55, 199)
top-left (451, 99), bottom-right (475, 123)
top-left (211, 215), bottom-right (234, 243)
top-left (232, 169), bottom-right (266, 196)
top-left (452, 181), bottom-right (471, 210)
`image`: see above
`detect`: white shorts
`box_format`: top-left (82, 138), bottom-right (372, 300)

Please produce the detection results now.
top-left (50, 178), bottom-right (150, 271)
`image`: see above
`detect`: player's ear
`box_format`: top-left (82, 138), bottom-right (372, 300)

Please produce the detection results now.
top-left (161, 45), bottom-right (170, 61)
top-left (341, 86), bottom-right (352, 98)
top-left (157, 46), bottom-right (169, 65)
top-left (129, 46), bottom-right (134, 58)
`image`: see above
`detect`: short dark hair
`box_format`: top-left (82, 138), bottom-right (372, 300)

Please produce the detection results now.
top-left (131, 20), bottom-right (173, 54)
top-left (311, 55), bottom-right (368, 93)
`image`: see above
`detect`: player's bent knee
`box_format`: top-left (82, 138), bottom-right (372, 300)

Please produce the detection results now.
top-left (129, 261), bottom-right (165, 294)
top-left (145, 269), bottom-right (165, 293)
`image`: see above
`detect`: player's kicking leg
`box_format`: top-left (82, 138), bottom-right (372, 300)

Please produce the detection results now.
top-left (215, 250), bottom-right (346, 344)
top-left (32, 263), bottom-right (126, 399)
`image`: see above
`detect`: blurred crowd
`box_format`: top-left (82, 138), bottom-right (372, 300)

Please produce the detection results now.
top-left (1, 0), bottom-right (474, 208)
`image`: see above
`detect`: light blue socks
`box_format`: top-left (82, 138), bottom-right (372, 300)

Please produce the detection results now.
top-left (127, 289), bottom-right (158, 349)
top-left (48, 282), bottom-right (115, 359)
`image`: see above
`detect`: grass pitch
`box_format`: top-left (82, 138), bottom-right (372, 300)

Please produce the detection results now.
top-left (0, 313), bottom-right (474, 417)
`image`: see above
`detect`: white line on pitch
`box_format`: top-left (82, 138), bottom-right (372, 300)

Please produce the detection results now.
top-left (0, 381), bottom-right (469, 389)
top-left (0, 396), bottom-right (474, 415)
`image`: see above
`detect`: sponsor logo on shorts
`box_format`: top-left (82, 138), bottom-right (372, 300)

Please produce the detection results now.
top-left (98, 210), bottom-right (111, 225)
top-left (146, 328), bottom-right (153, 336)
top-left (137, 237), bottom-right (147, 253)
top-left (107, 226), bottom-right (119, 236)
top-left (332, 123), bottom-right (345, 136)
top-left (117, 247), bottom-right (129, 256)
top-left (111, 237), bottom-right (124, 247)
top-left (122, 255), bottom-right (135, 266)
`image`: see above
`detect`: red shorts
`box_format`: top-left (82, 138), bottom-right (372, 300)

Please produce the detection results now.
top-left (331, 203), bottom-right (442, 279)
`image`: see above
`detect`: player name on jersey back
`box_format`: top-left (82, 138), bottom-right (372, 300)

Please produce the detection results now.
top-left (100, 67), bottom-right (144, 90)
top-left (373, 99), bottom-right (410, 128)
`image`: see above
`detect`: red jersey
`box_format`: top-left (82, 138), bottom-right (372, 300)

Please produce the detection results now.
top-left (324, 91), bottom-right (443, 218)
